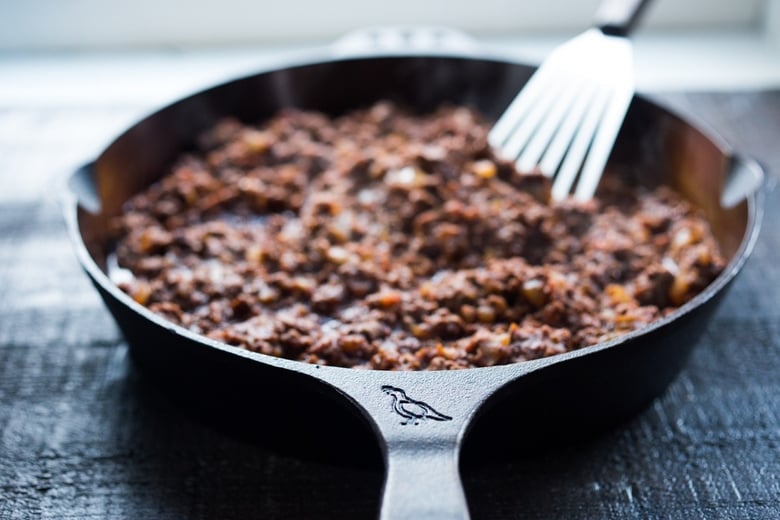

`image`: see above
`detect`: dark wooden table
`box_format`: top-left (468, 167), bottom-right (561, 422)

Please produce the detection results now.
top-left (1, 90), bottom-right (778, 519)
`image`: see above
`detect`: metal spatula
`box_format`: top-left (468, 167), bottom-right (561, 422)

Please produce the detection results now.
top-left (489, 0), bottom-right (653, 201)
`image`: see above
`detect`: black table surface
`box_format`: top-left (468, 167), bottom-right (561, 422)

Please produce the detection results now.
top-left (1, 90), bottom-right (778, 519)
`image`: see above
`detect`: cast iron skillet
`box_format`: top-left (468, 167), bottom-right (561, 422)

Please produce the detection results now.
top-left (63, 31), bottom-right (765, 519)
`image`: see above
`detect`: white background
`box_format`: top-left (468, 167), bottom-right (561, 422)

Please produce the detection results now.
top-left (0, 0), bottom-right (776, 49)
top-left (0, 0), bottom-right (778, 102)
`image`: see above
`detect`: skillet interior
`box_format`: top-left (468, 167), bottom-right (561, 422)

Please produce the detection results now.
top-left (76, 55), bottom-right (748, 268)
top-left (69, 55), bottom-right (756, 465)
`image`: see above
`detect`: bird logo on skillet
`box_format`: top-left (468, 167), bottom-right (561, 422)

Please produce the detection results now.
top-left (381, 385), bottom-right (453, 425)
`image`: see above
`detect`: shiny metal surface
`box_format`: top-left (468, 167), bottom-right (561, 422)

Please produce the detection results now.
top-left (490, 0), bottom-right (652, 201)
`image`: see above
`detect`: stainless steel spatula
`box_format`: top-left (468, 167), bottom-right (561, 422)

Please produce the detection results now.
top-left (489, 0), bottom-right (653, 201)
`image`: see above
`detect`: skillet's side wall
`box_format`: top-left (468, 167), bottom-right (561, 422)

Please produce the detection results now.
top-left (91, 279), bottom-right (384, 468)
top-left (618, 97), bottom-right (747, 259)
top-left (462, 285), bottom-right (732, 464)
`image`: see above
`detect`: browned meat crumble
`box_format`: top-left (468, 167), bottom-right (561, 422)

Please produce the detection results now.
top-left (111, 102), bottom-right (725, 370)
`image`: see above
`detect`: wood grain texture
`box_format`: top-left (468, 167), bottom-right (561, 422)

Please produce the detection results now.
top-left (0, 91), bottom-right (778, 519)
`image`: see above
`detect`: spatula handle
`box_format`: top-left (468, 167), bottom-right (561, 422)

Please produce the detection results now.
top-left (594, 0), bottom-right (653, 37)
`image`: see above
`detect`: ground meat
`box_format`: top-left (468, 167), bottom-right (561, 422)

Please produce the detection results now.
top-left (110, 101), bottom-right (726, 370)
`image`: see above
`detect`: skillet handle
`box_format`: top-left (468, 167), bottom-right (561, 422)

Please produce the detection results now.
top-left (594, 0), bottom-right (653, 37)
top-left (313, 366), bottom-right (525, 519)
top-left (382, 439), bottom-right (468, 520)
top-left (65, 162), bottom-right (101, 214)
top-left (722, 154), bottom-right (771, 209)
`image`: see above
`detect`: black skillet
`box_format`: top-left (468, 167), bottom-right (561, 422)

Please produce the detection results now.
top-left (63, 29), bottom-right (766, 519)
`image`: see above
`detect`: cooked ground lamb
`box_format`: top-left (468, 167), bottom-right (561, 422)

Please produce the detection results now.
top-left (111, 101), bottom-right (725, 370)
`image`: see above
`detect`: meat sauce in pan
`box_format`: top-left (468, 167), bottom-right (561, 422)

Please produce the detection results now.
top-left (111, 102), bottom-right (725, 370)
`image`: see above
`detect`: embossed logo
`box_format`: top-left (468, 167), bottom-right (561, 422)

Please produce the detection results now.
top-left (381, 385), bottom-right (453, 425)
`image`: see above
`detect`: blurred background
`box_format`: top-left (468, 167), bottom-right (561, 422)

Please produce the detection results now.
top-left (1, 0), bottom-right (777, 50)
top-left (1, 0), bottom-right (779, 96)
top-left (1, 0), bottom-right (778, 194)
